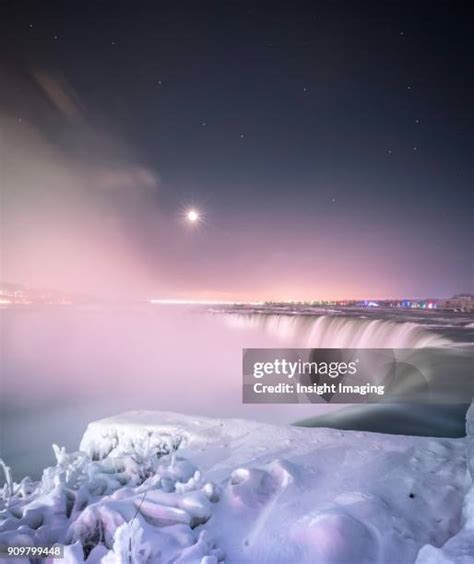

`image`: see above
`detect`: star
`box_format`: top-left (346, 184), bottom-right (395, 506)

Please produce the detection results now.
top-left (240, 133), bottom-right (244, 138)
top-left (201, 121), bottom-right (207, 126)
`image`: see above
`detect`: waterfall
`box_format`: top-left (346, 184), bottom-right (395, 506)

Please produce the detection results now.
top-left (224, 313), bottom-right (451, 348)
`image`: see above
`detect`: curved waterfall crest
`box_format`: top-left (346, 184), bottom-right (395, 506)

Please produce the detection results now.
top-left (225, 313), bottom-right (451, 348)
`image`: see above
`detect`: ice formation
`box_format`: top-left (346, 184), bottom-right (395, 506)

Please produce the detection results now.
top-left (0, 437), bottom-right (222, 563)
top-left (1, 405), bottom-right (473, 563)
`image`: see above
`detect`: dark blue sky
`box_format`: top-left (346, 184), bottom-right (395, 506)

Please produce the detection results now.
top-left (1, 1), bottom-right (472, 299)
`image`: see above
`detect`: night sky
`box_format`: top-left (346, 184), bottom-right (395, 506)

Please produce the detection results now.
top-left (1, 1), bottom-right (472, 300)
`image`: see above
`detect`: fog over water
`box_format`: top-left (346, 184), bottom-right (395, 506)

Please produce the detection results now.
top-left (1, 304), bottom-right (473, 480)
top-left (0, 304), bottom-right (317, 479)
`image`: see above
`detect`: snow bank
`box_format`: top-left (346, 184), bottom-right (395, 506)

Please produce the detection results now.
top-left (1, 409), bottom-right (471, 563)
top-left (415, 402), bottom-right (474, 564)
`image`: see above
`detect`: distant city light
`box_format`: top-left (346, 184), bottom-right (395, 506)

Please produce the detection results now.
top-left (149, 299), bottom-right (265, 306)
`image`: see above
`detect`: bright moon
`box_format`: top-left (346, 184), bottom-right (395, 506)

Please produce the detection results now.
top-left (186, 209), bottom-right (199, 223)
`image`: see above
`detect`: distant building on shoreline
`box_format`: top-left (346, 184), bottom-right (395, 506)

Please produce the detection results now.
top-left (437, 295), bottom-right (474, 313)
top-left (263, 295), bottom-right (474, 313)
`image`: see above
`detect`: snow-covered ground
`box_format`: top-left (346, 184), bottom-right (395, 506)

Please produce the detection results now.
top-left (1, 405), bottom-right (473, 563)
top-left (415, 402), bottom-right (474, 564)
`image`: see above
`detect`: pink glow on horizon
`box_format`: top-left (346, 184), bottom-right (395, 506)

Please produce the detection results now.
top-left (0, 105), bottom-right (465, 301)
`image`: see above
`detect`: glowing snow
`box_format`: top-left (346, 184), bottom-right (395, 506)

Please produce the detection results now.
top-left (1, 407), bottom-right (472, 563)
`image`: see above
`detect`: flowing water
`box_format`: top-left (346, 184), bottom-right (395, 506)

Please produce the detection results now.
top-left (1, 303), bottom-right (473, 480)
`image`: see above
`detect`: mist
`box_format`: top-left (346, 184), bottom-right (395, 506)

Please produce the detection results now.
top-left (0, 304), bottom-right (328, 479)
top-left (0, 70), bottom-right (175, 299)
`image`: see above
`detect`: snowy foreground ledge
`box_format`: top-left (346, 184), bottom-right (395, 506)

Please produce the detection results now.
top-left (1, 407), bottom-right (473, 564)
